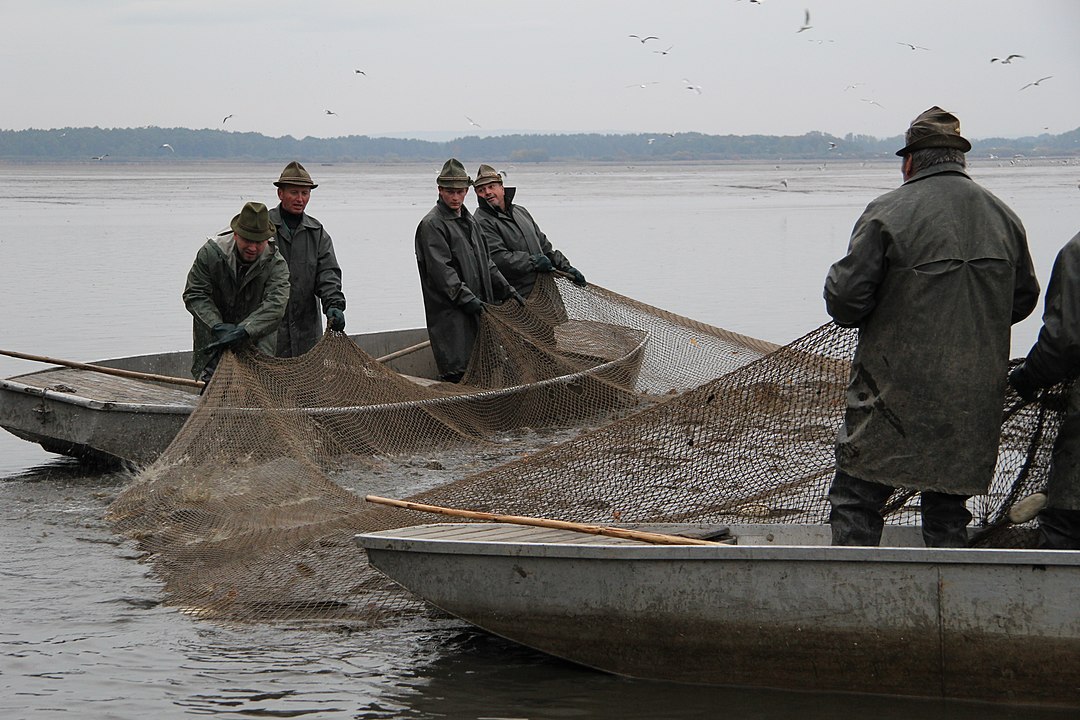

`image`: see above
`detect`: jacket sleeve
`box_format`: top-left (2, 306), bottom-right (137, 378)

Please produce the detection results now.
top-left (481, 215), bottom-right (535, 280)
top-left (416, 218), bottom-right (477, 307)
top-left (315, 227), bottom-right (346, 313)
top-left (521, 207), bottom-right (573, 272)
top-left (239, 254), bottom-right (291, 341)
top-left (183, 243), bottom-right (224, 329)
top-left (823, 212), bottom-right (888, 328)
top-left (488, 258), bottom-right (515, 299)
top-left (1024, 235), bottom-right (1080, 387)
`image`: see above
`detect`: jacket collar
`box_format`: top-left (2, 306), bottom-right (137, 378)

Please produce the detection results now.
top-left (904, 161), bottom-right (969, 186)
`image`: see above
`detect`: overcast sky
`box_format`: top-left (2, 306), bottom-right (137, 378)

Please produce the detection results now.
top-left (4, 0), bottom-right (1077, 141)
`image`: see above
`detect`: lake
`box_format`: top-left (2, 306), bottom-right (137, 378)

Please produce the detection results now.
top-left (2, 159), bottom-right (1079, 718)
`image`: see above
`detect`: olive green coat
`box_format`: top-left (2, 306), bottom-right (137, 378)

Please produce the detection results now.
top-left (183, 231), bottom-right (291, 378)
top-left (269, 206), bottom-right (346, 357)
top-left (476, 188), bottom-right (573, 298)
top-left (1018, 230), bottom-right (1080, 509)
top-left (415, 199), bottom-right (514, 379)
top-left (824, 163), bottom-right (1040, 495)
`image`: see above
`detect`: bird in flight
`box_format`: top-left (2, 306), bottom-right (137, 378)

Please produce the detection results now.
top-left (325, 109), bottom-right (337, 115)
top-left (355, 69), bottom-right (366, 75)
top-left (861, 98), bottom-right (885, 109)
top-left (796, 9), bottom-right (812, 33)
top-left (161, 143), bottom-right (174, 152)
top-left (466, 116), bottom-right (482, 128)
top-left (828, 142), bottom-right (838, 151)
top-left (626, 81), bottom-right (660, 89)
top-left (629, 34), bottom-right (659, 44)
top-left (1019, 76), bottom-right (1052, 91)
top-left (682, 78), bottom-right (703, 94)
top-left (222, 114), bottom-right (234, 124)
top-left (91, 154), bottom-right (108, 161)
top-left (653, 45), bottom-right (674, 55)
top-left (897, 42), bottom-right (930, 51)
top-left (991, 54), bottom-right (1024, 64)
top-left (843, 83), bottom-right (864, 91)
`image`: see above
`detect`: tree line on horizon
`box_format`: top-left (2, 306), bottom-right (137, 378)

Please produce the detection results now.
top-left (1, 126), bottom-right (1077, 163)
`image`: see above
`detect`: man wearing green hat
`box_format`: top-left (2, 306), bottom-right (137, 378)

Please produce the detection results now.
top-left (473, 164), bottom-right (586, 299)
top-left (823, 106), bottom-right (1040, 547)
top-left (270, 160), bottom-right (347, 357)
top-left (414, 158), bottom-right (520, 383)
top-left (183, 201), bottom-right (291, 381)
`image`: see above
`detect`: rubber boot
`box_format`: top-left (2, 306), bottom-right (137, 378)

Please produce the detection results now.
top-left (1037, 507), bottom-right (1080, 550)
top-left (920, 491), bottom-right (972, 548)
top-left (828, 471), bottom-right (893, 546)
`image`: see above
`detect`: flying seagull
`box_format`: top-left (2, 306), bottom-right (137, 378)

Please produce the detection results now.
top-left (861, 98), bottom-right (886, 109)
top-left (626, 81), bottom-right (660, 89)
top-left (1019, 76), bottom-right (1052, 91)
top-left (161, 143), bottom-right (174, 152)
top-left (843, 83), bottom-right (864, 91)
top-left (91, 154), bottom-right (108, 161)
top-left (897, 42), bottom-right (930, 51)
top-left (653, 45), bottom-right (674, 55)
top-left (466, 116), bottom-right (482, 128)
top-left (222, 114), bottom-right (234, 124)
top-left (354, 69), bottom-right (366, 75)
top-left (325, 109), bottom-right (337, 115)
top-left (991, 54), bottom-right (1024, 64)
top-left (682, 78), bottom-right (703, 94)
top-left (629, 34), bottom-right (659, 44)
top-left (796, 9), bottom-right (812, 33)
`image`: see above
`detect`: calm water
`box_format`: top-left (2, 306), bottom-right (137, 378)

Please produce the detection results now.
top-left (2, 160), bottom-right (1079, 719)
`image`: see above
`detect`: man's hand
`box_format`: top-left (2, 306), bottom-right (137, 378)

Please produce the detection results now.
top-left (530, 254), bottom-right (554, 273)
top-left (463, 298), bottom-right (485, 315)
top-left (207, 324), bottom-right (248, 351)
top-left (1008, 362), bottom-right (1040, 402)
top-left (326, 308), bottom-right (346, 332)
top-left (510, 290), bottom-right (526, 306)
top-left (567, 267), bottom-right (587, 287)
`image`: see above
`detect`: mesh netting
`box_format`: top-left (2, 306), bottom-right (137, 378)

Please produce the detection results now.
top-left (107, 274), bottom-right (1062, 624)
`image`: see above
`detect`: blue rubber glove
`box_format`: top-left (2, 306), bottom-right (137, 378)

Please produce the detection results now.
top-left (531, 254), bottom-right (555, 273)
top-left (326, 308), bottom-right (346, 332)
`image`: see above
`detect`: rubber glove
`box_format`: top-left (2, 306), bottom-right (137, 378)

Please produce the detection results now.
top-left (1008, 363), bottom-right (1040, 402)
top-left (567, 267), bottom-right (587, 287)
top-left (326, 308), bottom-right (346, 332)
top-left (530, 254), bottom-right (555, 273)
top-left (206, 324), bottom-right (248, 351)
top-left (463, 298), bottom-right (485, 315)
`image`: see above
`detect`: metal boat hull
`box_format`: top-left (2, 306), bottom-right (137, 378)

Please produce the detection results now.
top-left (357, 522), bottom-right (1080, 707)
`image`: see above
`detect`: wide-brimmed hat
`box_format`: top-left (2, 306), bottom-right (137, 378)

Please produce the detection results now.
top-left (437, 158), bottom-right (472, 189)
top-left (230, 201), bottom-right (276, 242)
top-left (473, 164), bottom-right (503, 188)
top-left (895, 106), bottom-right (972, 156)
top-left (273, 160), bottom-right (318, 188)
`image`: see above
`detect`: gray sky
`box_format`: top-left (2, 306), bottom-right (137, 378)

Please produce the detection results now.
top-left (5, 0), bottom-right (1077, 141)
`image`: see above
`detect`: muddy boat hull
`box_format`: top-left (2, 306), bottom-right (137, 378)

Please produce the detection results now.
top-left (356, 522), bottom-right (1080, 707)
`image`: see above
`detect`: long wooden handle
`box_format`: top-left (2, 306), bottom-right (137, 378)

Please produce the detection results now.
top-left (0, 348), bottom-right (205, 388)
top-left (374, 340), bottom-right (430, 364)
top-left (365, 495), bottom-right (726, 546)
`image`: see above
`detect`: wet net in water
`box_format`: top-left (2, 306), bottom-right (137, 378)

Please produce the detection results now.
top-left (107, 274), bottom-right (1062, 624)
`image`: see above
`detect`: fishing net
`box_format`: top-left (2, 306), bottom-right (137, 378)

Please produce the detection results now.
top-left (107, 274), bottom-right (1063, 624)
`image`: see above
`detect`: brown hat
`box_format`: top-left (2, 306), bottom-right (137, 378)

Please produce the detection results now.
top-left (230, 201), bottom-right (276, 242)
top-left (473, 164), bottom-right (503, 188)
top-left (274, 160), bottom-right (318, 188)
top-left (895, 106), bottom-right (972, 156)
top-left (437, 158), bottom-right (472, 189)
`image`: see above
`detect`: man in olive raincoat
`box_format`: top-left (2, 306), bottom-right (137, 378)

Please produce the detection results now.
top-left (1009, 229), bottom-right (1080, 549)
top-left (414, 158), bottom-right (520, 382)
top-left (269, 161), bottom-right (347, 357)
top-left (184, 201), bottom-right (291, 380)
top-left (473, 164), bottom-right (586, 299)
top-left (824, 106), bottom-right (1040, 547)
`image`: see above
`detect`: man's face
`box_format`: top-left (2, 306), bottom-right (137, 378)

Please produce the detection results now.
top-left (475, 181), bottom-right (505, 210)
top-left (277, 185), bottom-right (311, 215)
top-left (234, 233), bottom-right (268, 263)
top-left (438, 186), bottom-right (469, 212)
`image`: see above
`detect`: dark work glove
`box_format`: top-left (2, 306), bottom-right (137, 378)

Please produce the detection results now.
top-left (510, 290), bottom-right (526, 307)
top-left (530, 253), bottom-right (555, 273)
top-left (567, 267), bottom-right (587, 287)
top-left (326, 307), bottom-right (346, 332)
top-left (463, 298), bottom-right (485, 315)
top-left (1008, 362), bottom-right (1040, 403)
top-left (206, 324), bottom-right (248, 351)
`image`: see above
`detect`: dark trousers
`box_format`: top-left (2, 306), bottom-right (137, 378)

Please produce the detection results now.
top-left (828, 470), bottom-right (972, 548)
top-left (1038, 507), bottom-right (1080, 550)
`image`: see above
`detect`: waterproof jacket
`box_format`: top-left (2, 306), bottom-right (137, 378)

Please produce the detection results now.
top-left (415, 199), bottom-right (514, 379)
top-left (824, 162), bottom-right (1040, 495)
top-left (269, 206), bottom-right (346, 357)
top-left (1018, 230), bottom-right (1080, 509)
top-left (183, 231), bottom-right (291, 378)
top-left (476, 187), bottom-right (573, 298)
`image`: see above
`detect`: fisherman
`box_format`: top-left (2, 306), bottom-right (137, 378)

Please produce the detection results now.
top-left (183, 201), bottom-right (290, 381)
top-left (1009, 229), bottom-right (1080, 549)
top-left (823, 106), bottom-right (1040, 547)
top-left (270, 161), bottom-right (347, 357)
top-left (473, 163), bottom-right (586, 299)
top-left (414, 158), bottom-right (521, 383)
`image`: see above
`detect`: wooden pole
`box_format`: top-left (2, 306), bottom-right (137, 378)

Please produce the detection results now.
top-left (374, 340), bottom-right (431, 364)
top-left (365, 495), bottom-right (727, 546)
top-left (0, 348), bottom-right (204, 389)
